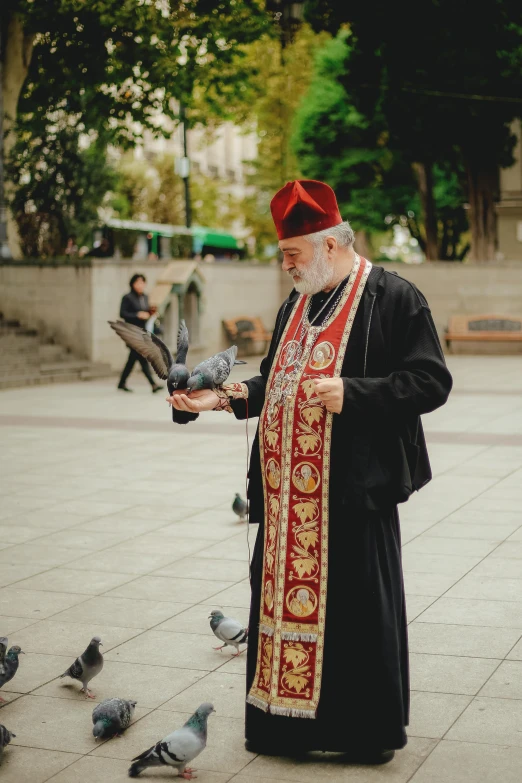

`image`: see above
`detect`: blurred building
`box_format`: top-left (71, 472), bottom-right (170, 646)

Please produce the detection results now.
top-left (134, 120), bottom-right (258, 236)
top-left (497, 120), bottom-right (522, 261)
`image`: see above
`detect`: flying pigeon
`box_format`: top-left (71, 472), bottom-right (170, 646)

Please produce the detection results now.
top-left (128, 702), bottom-right (215, 779)
top-left (232, 493), bottom-right (247, 522)
top-left (92, 697), bottom-right (137, 739)
top-left (109, 319), bottom-right (198, 424)
top-left (0, 724), bottom-right (15, 761)
top-left (209, 610), bottom-right (248, 656)
top-left (0, 638), bottom-right (24, 702)
top-left (186, 345), bottom-right (246, 391)
top-left (60, 636), bottom-right (103, 698)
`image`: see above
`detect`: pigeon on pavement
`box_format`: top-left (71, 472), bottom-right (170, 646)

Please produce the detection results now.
top-left (60, 636), bottom-right (103, 698)
top-left (0, 724), bottom-right (15, 761)
top-left (128, 702), bottom-right (215, 778)
top-left (232, 493), bottom-right (247, 522)
top-left (209, 610), bottom-right (248, 656)
top-left (0, 638), bottom-right (24, 702)
top-left (92, 697), bottom-right (137, 739)
top-left (109, 319), bottom-right (198, 424)
top-left (186, 345), bottom-right (246, 391)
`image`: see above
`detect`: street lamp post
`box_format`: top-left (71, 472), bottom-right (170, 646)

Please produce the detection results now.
top-left (179, 100), bottom-right (192, 230)
top-left (0, 18), bottom-right (13, 259)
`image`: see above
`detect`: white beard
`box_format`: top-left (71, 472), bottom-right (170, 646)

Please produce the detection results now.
top-left (289, 245), bottom-right (334, 295)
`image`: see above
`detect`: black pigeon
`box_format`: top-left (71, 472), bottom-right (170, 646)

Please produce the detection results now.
top-left (0, 638), bottom-right (24, 703)
top-left (92, 697), bottom-right (137, 739)
top-left (109, 319), bottom-right (198, 424)
top-left (186, 345), bottom-right (246, 391)
top-left (232, 493), bottom-right (247, 522)
top-left (0, 724), bottom-right (15, 761)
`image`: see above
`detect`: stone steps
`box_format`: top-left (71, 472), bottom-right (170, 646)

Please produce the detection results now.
top-left (0, 314), bottom-right (114, 389)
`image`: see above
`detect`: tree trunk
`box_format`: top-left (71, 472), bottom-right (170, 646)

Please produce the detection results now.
top-left (413, 161), bottom-right (439, 260)
top-left (353, 228), bottom-right (372, 259)
top-left (2, 13), bottom-right (34, 258)
top-left (463, 152), bottom-right (498, 262)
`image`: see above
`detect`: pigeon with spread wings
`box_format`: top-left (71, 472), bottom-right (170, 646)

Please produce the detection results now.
top-left (109, 319), bottom-right (198, 424)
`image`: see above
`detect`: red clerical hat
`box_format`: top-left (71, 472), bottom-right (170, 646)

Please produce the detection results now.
top-left (270, 179), bottom-right (342, 240)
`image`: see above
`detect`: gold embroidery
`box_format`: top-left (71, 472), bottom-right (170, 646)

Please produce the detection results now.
top-left (309, 341), bottom-right (335, 370)
top-left (266, 458), bottom-right (281, 490)
top-left (292, 462), bottom-right (320, 493)
top-left (248, 256), bottom-right (373, 717)
top-left (286, 586), bottom-right (317, 617)
top-left (281, 643), bottom-right (312, 696)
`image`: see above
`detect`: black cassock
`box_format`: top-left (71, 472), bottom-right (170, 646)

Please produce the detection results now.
top-left (230, 266), bottom-right (453, 752)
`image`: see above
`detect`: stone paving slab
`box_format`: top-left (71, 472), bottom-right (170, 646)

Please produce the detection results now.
top-left (1, 356), bottom-right (522, 781)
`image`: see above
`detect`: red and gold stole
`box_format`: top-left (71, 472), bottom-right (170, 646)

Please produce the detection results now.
top-left (247, 255), bottom-right (371, 718)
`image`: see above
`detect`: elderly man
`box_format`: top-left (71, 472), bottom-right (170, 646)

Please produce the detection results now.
top-left (169, 180), bottom-right (452, 763)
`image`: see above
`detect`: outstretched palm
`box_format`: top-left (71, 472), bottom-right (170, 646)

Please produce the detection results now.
top-left (167, 388), bottom-right (218, 413)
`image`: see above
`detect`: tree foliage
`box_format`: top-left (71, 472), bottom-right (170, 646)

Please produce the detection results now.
top-left (292, 31), bottom-right (468, 259)
top-left (5, 0), bottom-right (271, 255)
top-left (235, 25), bottom-right (328, 256)
top-left (303, 0), bottom-right (522, 260)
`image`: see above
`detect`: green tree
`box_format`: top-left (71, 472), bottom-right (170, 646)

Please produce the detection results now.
top-left (304, 0), bottom-right (522, 260)
top-left (235, 25), bottom-right (328, 256)
top-left (108, 154), bottom-right (240, 232)
top-left (292, 31), bottom-right (468, 259)
top-left (3, 0), bottom-right (271, 255)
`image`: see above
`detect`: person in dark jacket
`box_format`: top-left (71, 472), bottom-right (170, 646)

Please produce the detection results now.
top-left (117, 273), bottom-right (163, 393)
top-left (168, 180), bottom-right (452, 764)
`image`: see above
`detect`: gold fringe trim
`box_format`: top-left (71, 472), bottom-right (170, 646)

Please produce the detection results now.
top-left (281, 631), bottom-right (318, 642)
top-left (246, 693), bottom-right (269, 712)
top-left (269, 705), bottom-right (316, 719)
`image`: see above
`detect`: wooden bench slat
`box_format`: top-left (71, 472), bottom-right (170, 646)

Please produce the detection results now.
top-left (445, 314), bottom-right (522, 350)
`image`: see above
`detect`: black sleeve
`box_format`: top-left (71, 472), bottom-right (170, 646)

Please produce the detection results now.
top-left (341, 305), bottom-right (452, 421)
top-left (120, 294), bottom-right (138, 321)
top-left (230, 299), bottom-right (291, 420)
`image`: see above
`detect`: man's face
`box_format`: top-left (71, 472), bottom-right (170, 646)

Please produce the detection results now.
top-left (279, 235), bottom-right (334, 295)
top-left (133, 277), bottom-right (146, 295)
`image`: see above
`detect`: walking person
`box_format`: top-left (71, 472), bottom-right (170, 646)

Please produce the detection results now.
top-left (168, 180), bottom-right (452, 764)
top-left (117, 273), bottom-right (163, 393)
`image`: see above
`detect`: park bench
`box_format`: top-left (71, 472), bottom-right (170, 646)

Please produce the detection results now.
top-left (222, 316), bottom-right (273, 356)
top-left (445, 314), bottom-right (522, 351)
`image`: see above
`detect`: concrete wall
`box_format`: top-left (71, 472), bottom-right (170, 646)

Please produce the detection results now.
top-left (0, 263), bottom-right (93, 358)
top-left (2, 259), bottom-right (522, 365)
top-left (383, 261), bottom-right (522, 353)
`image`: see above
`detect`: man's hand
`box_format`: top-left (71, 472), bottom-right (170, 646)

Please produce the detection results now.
top-left (137, 310), bottom-right (151, 319)
top-left (167, 388), bottom-right (220, 413)
top-left (313, 378), bottom-right (344, 414)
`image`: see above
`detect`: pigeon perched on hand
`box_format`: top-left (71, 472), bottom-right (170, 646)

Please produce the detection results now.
top-left (109, 319), bottom-right (198, 424)
top-left (60, 636), bottom-right (103, 698)
top-left (232, 493), bottom-right (247, 522)
top-left (0, 638), bottom-right (24, 702)
top-left (0, 724), bottom-right (15, 761)
top-left (93, 697), bottom-right (137, 739)
top-left (186, 345), bottom-right (246, 391)
top-left (128, 702), bottom-right (215, 779)
top-left (209, 610), bottom-right (248, 656)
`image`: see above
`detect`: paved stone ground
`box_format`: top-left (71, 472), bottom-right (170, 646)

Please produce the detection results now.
top-left (1, 355), bottom-right (522, 782)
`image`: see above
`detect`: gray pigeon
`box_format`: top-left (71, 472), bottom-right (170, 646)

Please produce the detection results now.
top-left (209, 610), bottom-right (248, 656)
top-left (60, 636), bottom-right (103, 698)
top-left (92, 697), bottom-right (137, 739)
top-left (128, 702), bottom-right (215, 779)
top-left (0, 724), bottom-right (15, 762)
top-left (186, 345), bottom-right (246, 391)
top-left (109, 319), bottom-right (198, 424)
top-left (0, 638), bottom-right (24, 702)
top-left (232, 493), bottom-right (247, 522)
